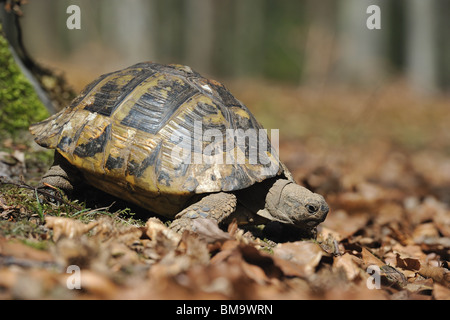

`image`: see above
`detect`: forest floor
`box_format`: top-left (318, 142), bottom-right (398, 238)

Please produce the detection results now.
top-left (0, 82), bottom-right (449, 300)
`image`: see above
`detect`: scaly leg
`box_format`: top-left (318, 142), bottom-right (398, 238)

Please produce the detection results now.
top-left (170, 192), bottom-right (237, 233)
top-left (39, 151), bottom-right (81, 197)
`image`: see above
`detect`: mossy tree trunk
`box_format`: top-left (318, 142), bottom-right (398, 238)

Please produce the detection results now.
top-left (0, 21), bottom-right (49, 138)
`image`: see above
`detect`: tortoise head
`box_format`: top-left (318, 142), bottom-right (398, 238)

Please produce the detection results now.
top-left (257, 179), bottom-right (329, 231)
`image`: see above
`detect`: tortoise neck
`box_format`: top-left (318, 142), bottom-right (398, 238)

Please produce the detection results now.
top-left (265, 179), bottom-right (293, 213)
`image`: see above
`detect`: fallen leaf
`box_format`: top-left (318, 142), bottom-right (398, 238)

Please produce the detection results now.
top-left (395, 254), bottom-right (421, 271)
top-left (45, 216), bottom-right (98, 241)
top-left (91, 216), bottom-right (142, 245)
top-left (0, 237), bottom-right (53, 263)
top-left (66, 270), bottom-right (119, 298)
top-left (239, 244), bottom-right (283, 279)
top-left (432, 283), bottom-right (450, 300)
top-left (391, 244), bottom-right (427, 262)
top-left (419, 265), bottom-right (447, 284)
top-left (191, 218), bottom-right (232, 243)
top-left (361, 247), bottom-right (384, 268)
top-left (145, 217), bottom-right (181, 245)
top-left (321, 210), bottom-right (370, 238)
top-left (333, 253), bottom-right (361, 281)
top-left (274, 241), bottom-right (324, 277)
top-left (405, 279), bottom-right (433, 295)
top-left (413, 223), bottom-right (440, 242)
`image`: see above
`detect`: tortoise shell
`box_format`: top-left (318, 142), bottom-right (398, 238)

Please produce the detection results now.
top-left (30, 62), bottom-right (283, 216)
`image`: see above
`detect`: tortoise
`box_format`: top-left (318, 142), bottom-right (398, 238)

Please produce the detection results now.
top-left (30, 62), bottom-right (329, 235)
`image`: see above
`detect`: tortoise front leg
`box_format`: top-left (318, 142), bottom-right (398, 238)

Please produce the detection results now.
top-left (170, 192), bottom-right (237, 233)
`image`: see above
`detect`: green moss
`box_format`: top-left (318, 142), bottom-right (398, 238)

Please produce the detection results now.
top-left (0, 23), bottom-right (49, 138)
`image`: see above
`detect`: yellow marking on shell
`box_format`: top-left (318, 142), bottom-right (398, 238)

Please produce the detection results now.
top-left (124, 130), bottom-right (161, 191)
top-left (71, 149), bottom-right (104, 175)
top-left (170, 64), bottom-right (193, 73)
top-left (77, 114), bottom-right (105, 142)
top-left (80, 94), bottom-right (96, 110)
top-left (113, 74), bottom-right (136, 86)
top-left (77, 72), bottom-right (136, 111)
top-left (30, 106), bottom-right (82, 149)
top-left (101, 124), bottom-right (135, 178)
top-left (232, 107), bottom-right (251, 119)
top-left (67, 112), bottom-right (110, 174)
top-left (203, 108), bottom-right (225, 125)
top-left (57, 110), bottom-right (92, 153)
top-left (208, 79), bottom-right (223, 87)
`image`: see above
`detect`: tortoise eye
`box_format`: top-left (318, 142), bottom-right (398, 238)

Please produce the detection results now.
top-left (306, 204), bottom-right (318, 214)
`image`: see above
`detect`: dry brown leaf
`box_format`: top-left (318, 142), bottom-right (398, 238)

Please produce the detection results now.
top-left (63, 269), bottom-right (119, 298)
top-left (361, 247), bottom-right (384, 268)
top-left (144, 218), bottom-right (181, 263)
top-left (191, 218), bottom-right (232, 243)
top-left (227, 219), bottom-right (239, 236)
top-left (333, 253), bottom-right (361, 281)
top-left (380, 265), bottom-right (408, 288)
top-left (270, 257), bottom-right (307, 278)
top-left (240, 259), bottom-right (270, 284)
top-left (395, 254), bottom-right (421, 271)
top-left (405, 196), bottom-right (448, 226)
top-left (413, 223), bottom-right (440, 242)
top-left (274, 241), bottom-right (324, 277)
top-left (432, 283), bottom-right (450, 300)
top-left (404, 278), bottom-right (433, 295)
top-left (145, 217), bottom-right (181, 245)
top-left (178, 232), bottom-right (210, 266)
top-left (329, 182), bottom-right (402, 213)
top-left (238, 244), bottom-right (283, 279)
top-left (210, 241), bottom-right (284, 286)
top-left (321, 210), bottom-right (370, 238)
top-left (147, 231), bottom-right (210, 278)
top-left (90, 216), bottom-right (142, 245)
top-left (45, 216), bottom-right (98, 241)
top-left (0, 237), bottom-right (54, 263)
top-left (419, 265), bottom-right (447, 284)
top-left (375, 202), bottom-right (405, 225)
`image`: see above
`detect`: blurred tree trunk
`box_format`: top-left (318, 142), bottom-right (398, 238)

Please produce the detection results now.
top-left (405, 0), bottom-right (438, 94)
top-left (334, 0), bottom-right (387, 86)
top-left (437, 0), bottom-right (450, 90)
top-left (155, 0), bottom-right (183, 64)
top-left (184, 0), bottom-right (214, 74)
top-left (302, 0), bottom-right (337, 86)
top-left (233, 0), bottom-right (264, 78)
top-left (101, 0), bottom-right (157, 66)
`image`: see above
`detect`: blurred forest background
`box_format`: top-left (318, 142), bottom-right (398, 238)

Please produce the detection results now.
top-left (4, 0), bottom-right (446, 152)
top-left (15, 0), bottom-right (450, 95)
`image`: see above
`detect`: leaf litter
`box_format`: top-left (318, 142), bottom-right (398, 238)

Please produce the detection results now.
top-left (0, 86), bottom-right (450, 300)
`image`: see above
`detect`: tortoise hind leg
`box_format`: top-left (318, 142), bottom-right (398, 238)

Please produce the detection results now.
top-left (39, 151), bottom-right (81, 197)
top-left (170, 192), bottom-right (237, 233)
